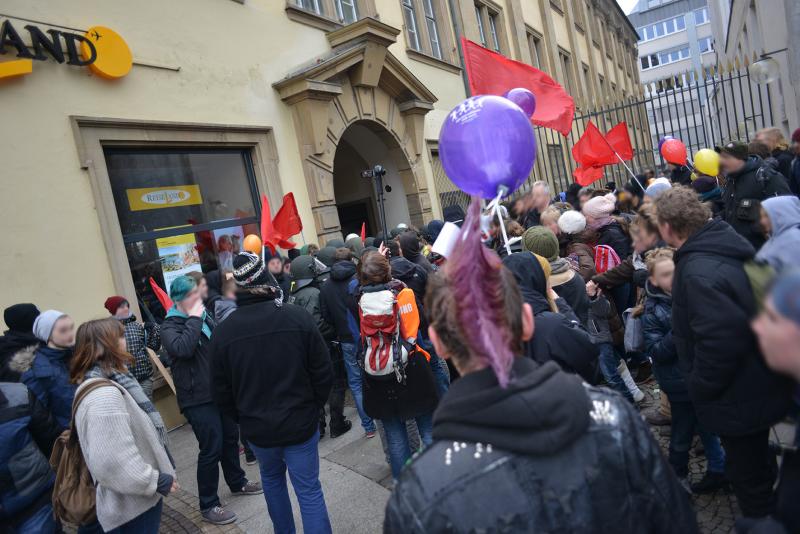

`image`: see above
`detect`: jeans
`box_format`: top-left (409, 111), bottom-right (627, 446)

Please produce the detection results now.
top-left (668, 400), bottom-right (725, 478)
top-left (721, 429), bottom-right (779, 518)
top-left (138, 377), bottom-right (153, 402)
top-left (183, 402), bottom-right (248, 510)
top-left (382, 413), bottom-right (434, 479)
top-left (597, 343), bottom-right (633, 402)
top-left (419, 335), bottom-right (450, 397)
top-left (340, 342), bottom-right (375, 433)
top-left (327, 343), bottom-right (347, 427)
top-left (249, 432), bottom-right (332, 534)
top-left (78, 500), bottom-right (162, 534)
top-left (15, 502), bottom-right (57, 534)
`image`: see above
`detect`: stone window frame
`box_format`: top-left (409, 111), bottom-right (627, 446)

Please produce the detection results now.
top-left (474, 0), bottom-right (509, 56)
top-left (400, 0), bottom-right (461, 73)
top-left (285, 0), bottom-right (378, 32)
top-left (70, 117), bottom-right (282, 319)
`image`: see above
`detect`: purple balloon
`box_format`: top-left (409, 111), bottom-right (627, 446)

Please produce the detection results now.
top-left (658, 135), bottom-right (674, 151)
top-left (439, 95), bottom-right (537, 199)
top-left (504, 88), bottom-right (537, 117)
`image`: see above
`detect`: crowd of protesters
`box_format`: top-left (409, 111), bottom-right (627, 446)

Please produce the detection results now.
top-left (1, 126), bottom-right (799, 533)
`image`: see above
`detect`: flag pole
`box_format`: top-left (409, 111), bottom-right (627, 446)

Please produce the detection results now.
top-left (598, 132), bottom-right (646, 193)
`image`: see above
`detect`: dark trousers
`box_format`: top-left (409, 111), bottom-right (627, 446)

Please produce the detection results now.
top-left (183, 402), bottom-right (248, 510)
top-left (720, 429), bottom-right (779, 518)
top-left (669, 400), bottom-right (725, 478)
top-left (322, 343), bottom-right (346, 429)
top-left (77, 500), bottom-right (162, 534)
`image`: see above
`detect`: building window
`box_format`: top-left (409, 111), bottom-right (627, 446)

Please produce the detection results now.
top-left (640, 45), bottom-right (690, 70)
top-left (105, 147), bottom-right (261, 315)
top-left (295, 0), bottom-right (322, 14)
top-left (402, 0), bottom-right (421, 51)
top-left (422, 0), bottom-right (442, 59)
top-left (559, 50), bottom-right (575, 97)
top-left (694, 7), bottom-right (709, 25)
top-left (335, 0), bottom-right (358, 24)
top-left (527, 31), bottom-right (543, 69)
top-left (698, 36), bottom-right (714, 54)
top-left (582, 63), bottom-right (591, 99)
top-left (475, 2), bottom-right (503, 53)
top-left (637, 14), bottom-right (686, 43)
top-left (573, 1), bottom-right (586, 28)
top-left (547, 144), bottom-right (567, 188)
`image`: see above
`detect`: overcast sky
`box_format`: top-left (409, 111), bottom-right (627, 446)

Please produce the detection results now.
top-left (617, 0), bottom-right (638, 14)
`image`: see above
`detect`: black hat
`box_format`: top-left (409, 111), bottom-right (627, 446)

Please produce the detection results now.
top-left (232, 252), bottom-right (273, 289)
top-left (287, 248), bottom-right (301, 260)
top-left (4, 303), bottom-right (40, 332)
top-left (715, 141), bottom-right (748, 161)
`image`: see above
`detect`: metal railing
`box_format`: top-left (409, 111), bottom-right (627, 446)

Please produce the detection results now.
top-left (431, 61), bottom-right (775, 212)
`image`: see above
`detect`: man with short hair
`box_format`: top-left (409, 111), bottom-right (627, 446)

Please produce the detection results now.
top-left (717, 140), bottom-right (790, 248)
top-left (654, 186), bottom-right (792, 519)
top-left (521, 181), bottom-right (551, 229)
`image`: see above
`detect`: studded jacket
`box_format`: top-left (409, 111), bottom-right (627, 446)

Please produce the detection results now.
top-left (384, 358), bottom-right (698, 534)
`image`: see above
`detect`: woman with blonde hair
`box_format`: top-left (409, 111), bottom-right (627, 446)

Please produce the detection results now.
top-left (70, 318), bottom-right (176, 533)
top-left (754, 127), bottom-right (793, 180)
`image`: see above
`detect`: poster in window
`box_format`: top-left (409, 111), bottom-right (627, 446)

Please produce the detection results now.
top-left (156, 233), bottom-right (202, 294)
top-left (212, 226), bottom-right (245, 272)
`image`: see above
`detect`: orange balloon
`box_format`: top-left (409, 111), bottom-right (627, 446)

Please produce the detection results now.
top-left (243, 234), bottom-right (262, 254)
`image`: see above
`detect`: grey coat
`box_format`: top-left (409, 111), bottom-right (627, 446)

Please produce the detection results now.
top-left (586, 294), bottom-right (613, 345)
top-left (757, 195), bottom-right (800, 271)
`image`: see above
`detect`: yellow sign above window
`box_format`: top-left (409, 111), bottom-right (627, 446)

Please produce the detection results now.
top-left (126, 185), bottom-right (203, 211)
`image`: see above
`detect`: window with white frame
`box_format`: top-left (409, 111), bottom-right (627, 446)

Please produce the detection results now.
top-left (295, 0), bottom-right (322, 14)
top-left (637, 14), bottom-right (686, 42)
top-left (402, 0), bottom-right (421, 51)
top-left (527, 31), bottom-right (543, 69)
top-left (640, 45), bottom-right (690, 70)
top-left (422, 0), bottom-right (442, 59)
top-left (475, 5), bottom-right (487, 47)
top-left (488, 12), bottom-right (500, 51)
top-left (698, 36), bottom-right (714, 54)
top-left (335, 0), bottom-right (358, 24)
top-left (475, 2), bottom-right (502, 53)
top-left (694, 7), bottom-right (709, 25)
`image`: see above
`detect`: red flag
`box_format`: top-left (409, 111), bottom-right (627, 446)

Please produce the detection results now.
top-left (461, 38), bottom-right (575, 136)
top-left (260, 194), bottom-right (276, 255)
top-left (271, 193), bottom-right (302, 250)
top-left (571, 121), bottom-right (617, 185)
top-left (573, 165), bottom-right (606, 186)
top-left (360, 222), bottom-right (366, 244)
top-left (605, 121), bottom-right (633, 161)
top-left (149, 277), bottom-right (173, 311)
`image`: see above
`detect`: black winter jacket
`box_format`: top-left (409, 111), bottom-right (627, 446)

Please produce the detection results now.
top-left (160, 312), bottom-right (216, 411)
top-left (672, 219), bottom-right (792, 436)
top-left (320, 261), bottom-right (358, 343)
top-left (503, 253), bottom-right (600, 384)
top-left (772, 148), bottom-right (794, 182)
top-left (642, 282), bottom-right (688, 402)
top-left (210, 292), bottom-right (332, 448)
top-left (289, 282), bottom-right (335, 341)
top-left (671, 165), bottom-right (693, 186)
top-left (597, 220), bottom-right (631, 260)
top-left (384, 358), bottom-right (698, 534)
top-left (722, 155), bottom-right (791, 249)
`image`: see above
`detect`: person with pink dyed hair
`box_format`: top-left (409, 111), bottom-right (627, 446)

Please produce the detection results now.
top-left (384, 199), bottom-right (697, 534)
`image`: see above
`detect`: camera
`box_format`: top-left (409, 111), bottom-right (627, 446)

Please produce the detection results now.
top-left (361, 164), bottom-right (387, 179)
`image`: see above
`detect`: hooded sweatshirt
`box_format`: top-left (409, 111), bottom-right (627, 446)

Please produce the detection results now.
top-left (756, 195), bottom-right (800, 271)
top-left (398, 232), bottom-right (434, 273)
top-left (319, 261), bottom-right (358, 343)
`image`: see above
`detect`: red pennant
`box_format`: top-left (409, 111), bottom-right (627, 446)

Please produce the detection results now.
top-left (605, 121), bottom-right (633, 161)
top-left (149, 277), bottom-right (173, 311)
top-left (461, 38), bottom-right (575, 136)
top-left (360, 222), bottom-right (366, 244)
top-left (260, 194), bottom-right (276, 255)
top-left (270, 193), bottom-right (302, 251)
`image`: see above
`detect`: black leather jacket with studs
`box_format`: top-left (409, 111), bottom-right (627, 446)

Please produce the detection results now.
top-left (384, 358), bottom-right (698, 534)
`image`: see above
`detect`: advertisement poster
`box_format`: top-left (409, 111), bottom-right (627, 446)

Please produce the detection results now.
top-left (212, 226), bottom-right (245, 272)
top-left (156, 233), bottom-right (202, 294)
top-left (126, 185), bottom-right (203, 211)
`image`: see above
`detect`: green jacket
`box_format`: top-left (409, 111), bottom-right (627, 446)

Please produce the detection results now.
top-left (289, 285), bottom-right (336, 341)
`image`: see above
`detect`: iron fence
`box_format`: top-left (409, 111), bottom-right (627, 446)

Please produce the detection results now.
top-left (431, 62), bottom-right (776, 213)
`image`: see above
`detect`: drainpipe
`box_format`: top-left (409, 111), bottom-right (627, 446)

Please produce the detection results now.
top-left (446, 0), bottom-right (472, 97)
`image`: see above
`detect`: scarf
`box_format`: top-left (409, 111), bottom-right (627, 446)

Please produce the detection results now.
top-left (166, 306), bottom-right (212, 339)
top-left (85, 364), bottom-right (170, 451)
top-left (549, 257), bottom-right (575, 287)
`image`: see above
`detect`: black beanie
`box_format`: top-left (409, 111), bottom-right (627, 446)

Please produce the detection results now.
top-left (4, 303), bottom-right (40, 332)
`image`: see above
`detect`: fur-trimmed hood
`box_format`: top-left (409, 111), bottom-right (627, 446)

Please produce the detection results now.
top-left (8, 344), bottom-right (37, 374)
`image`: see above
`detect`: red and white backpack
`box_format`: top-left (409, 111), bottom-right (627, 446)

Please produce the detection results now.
top-left (357, 284), bottom-right (409, 380)
top-left (594, 244), bottom-right (622, 274)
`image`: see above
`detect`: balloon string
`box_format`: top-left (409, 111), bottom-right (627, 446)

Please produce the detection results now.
top-left (490, 188), bottom-right (512, 256)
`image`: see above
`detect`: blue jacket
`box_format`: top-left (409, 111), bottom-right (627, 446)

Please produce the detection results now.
top-left (16, 346), bottom-right (76, 429)
top-left (642, 282), bottom-right (689, 402)
top-left (0, 382), bottom-right (61, 524)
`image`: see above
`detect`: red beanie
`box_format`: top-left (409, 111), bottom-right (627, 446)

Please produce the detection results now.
top-left (104, 296), bottom-right (128, 315)
top-left (792, 128), bottom-right (800, 144)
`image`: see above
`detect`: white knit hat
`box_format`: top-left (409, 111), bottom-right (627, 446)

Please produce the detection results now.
top-left (33, 310), bottom-right (67, 343)
top-left (558, 210), bottom-right (587, 235)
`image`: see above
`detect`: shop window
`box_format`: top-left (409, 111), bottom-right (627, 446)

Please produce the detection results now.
top-left (105, 147), bottom-right (261, 319)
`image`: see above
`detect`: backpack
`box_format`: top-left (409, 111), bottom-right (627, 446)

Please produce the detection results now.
top-left (358, 284), bottom-right (416, 382)
top-left (594, 244), bottom-right (622, 274)
top-left (49, 378), bottom-right (115, 525)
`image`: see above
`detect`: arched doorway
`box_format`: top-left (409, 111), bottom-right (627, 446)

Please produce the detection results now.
top-left (333, 121), bottom-right (414, 238)
top-left (274, 18), bottom-right (438, 244)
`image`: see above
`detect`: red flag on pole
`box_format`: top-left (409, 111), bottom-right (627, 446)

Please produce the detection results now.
top-left (271, 193), bottom-right (302, 250)
top-left (571, 122), bottom-right (617, 186)
top-left (149, 277), bottom-right (173, 311)
top-left (360, 222), bottom-right (366, 244)
top-left (461, 38), bottom-right (575, 136)
top-left (260, 194), bottom-right (276, 255)
top-left (605, 122), bottom-right (634, 161)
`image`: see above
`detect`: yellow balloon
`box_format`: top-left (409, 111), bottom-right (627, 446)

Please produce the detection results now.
top-left (693, 149), bottom-right (719, 177)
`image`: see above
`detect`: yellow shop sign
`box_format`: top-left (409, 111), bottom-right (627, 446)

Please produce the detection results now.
top-left (126, 186), bottom-right (203, 211)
